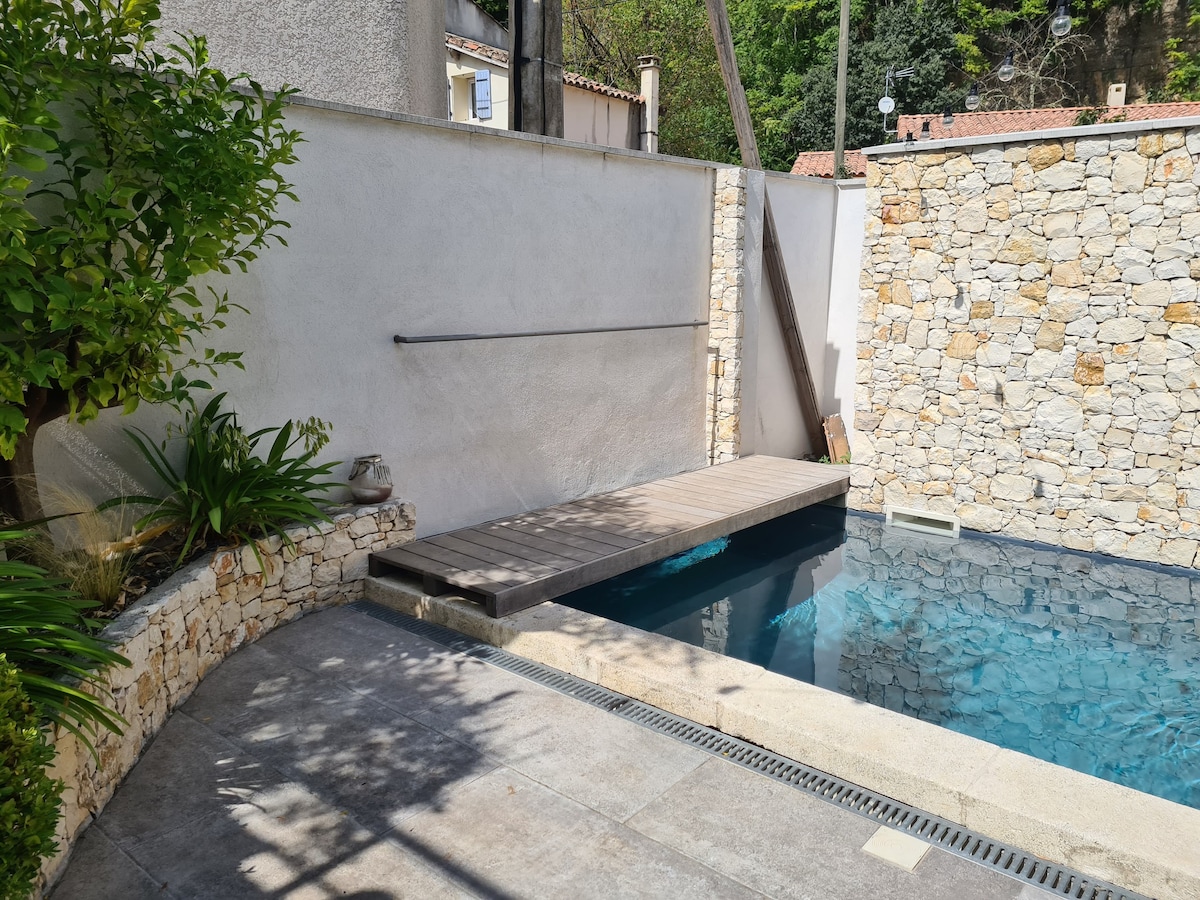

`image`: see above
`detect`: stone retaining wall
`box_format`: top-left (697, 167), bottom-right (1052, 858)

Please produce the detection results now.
top-left (854, 121), bottom-right (1200, 567)
top-left (40, 499), bottom-right (415, 893)
top-left (708, 167), bottom-right (749, 464)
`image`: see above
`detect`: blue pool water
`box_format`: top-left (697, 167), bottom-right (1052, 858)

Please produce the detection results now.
top-left (558, 505), bottom-right (1200, 809)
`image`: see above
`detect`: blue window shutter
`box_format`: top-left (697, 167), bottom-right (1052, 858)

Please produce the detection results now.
top-left (475, 69), bottom-right (492, 120)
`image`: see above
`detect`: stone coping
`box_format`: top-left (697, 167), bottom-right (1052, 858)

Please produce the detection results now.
top-left (366, 575), bottom-right (1200, 900)
top-left (861, 114), bottom-right (1200, 156)
top-left (40, 500), bottom-right (416, 895)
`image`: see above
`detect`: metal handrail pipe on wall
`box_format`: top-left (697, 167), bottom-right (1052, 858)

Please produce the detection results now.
top-left (392, 321), bottom-right (708, 344)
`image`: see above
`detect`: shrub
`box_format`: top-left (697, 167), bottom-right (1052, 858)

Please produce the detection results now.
top-left (113, 394), bottom-right (339, 567)
top-left (0, 528), bottom-right (129, 751)
top-left (0, 654), bottom-right (65, 900)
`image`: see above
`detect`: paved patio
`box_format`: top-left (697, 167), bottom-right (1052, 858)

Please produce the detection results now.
top-left (52, 605), bottom-right (1057, 899)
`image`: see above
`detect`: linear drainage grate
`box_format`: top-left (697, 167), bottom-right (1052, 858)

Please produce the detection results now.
top-left (350, 601), bottom-right (1151, 900)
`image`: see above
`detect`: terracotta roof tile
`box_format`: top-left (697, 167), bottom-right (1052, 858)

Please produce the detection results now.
top-left (789, 150), bottom-right (867, 178)
top-left (447, 34), bottom-right (643, 104)
top-left (896, 102), bottom-right (1200, 141)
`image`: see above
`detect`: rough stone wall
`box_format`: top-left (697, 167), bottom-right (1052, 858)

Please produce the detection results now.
top-left (854, 123), bottom-right (1200, 567)
top-left (41, 500), bottom-right (415, 891)
top-left (708, 167), bottom-right (749, 463)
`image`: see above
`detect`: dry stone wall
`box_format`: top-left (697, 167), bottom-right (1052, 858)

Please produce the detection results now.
top-left (708, 167), bottom-right (749, 464)
top-left (41, 499), bottom-right (415, 892)
top-left (854, 122), bottom-right (1200, 568)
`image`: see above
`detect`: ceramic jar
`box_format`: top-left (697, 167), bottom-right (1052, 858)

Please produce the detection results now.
top-left (348, 454), bottom-right (393, 503)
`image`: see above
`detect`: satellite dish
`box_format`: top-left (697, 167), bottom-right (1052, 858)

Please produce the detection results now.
top-left (878, 96), bottom-right (895, 115)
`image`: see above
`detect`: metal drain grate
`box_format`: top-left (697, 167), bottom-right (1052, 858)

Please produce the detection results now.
top-left (351, 600), bottom-right (1152, 900)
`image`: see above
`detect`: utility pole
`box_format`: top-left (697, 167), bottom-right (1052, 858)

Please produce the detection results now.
top-left (703, 0), bottom-right (828, 458)
top-left (509, 0), bottom-right (564, 137)
top-left (833, 0), bottom-right (850, 177)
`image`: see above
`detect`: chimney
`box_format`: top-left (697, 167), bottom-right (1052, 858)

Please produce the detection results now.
top-left (638, 55), bottom-right (660, 153)
top-left (1107, 83), bottom-right (1127, 107)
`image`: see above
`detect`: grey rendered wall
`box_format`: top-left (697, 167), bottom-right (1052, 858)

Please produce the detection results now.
top-left (156, 0), bottom-right (447, 118)
top-left (445, 0), bottom-right (508, 47)
top-left (59, 103), bottom-right (712, 537)
top-left (740, 173), bottom-right (839, 459)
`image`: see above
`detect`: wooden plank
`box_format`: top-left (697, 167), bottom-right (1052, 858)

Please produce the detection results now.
top-left (370, 545), bottom-right (513, 595)
top-left (487, 475), bottom-right (848, 617)
top-left (495, 511), bottom-right (640, 551)
top-left (476, 522), bottom-right (602, 563)
top-left (393, 540), bottom-right (534, 588)
top-left (370, 456), bottom-right (850, 619)
top-left (510, 507), bottom-right (651, 547)
top-left (453, 527), bottom-right (591, 571)
top-left (424, 533), bottom-right (566, 581)
top-left (703, 0), bottom-right (827, 457)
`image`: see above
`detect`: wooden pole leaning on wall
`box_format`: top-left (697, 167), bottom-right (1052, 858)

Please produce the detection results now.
top-left (702, 0), bottom-right (828, 458)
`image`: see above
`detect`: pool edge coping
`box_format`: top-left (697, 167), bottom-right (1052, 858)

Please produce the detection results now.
top-left (364, 575), bottom-right (1200, 900)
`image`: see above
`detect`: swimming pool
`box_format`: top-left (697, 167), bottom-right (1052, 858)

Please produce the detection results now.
top-left (558, 504), bottom-right (1200, 810)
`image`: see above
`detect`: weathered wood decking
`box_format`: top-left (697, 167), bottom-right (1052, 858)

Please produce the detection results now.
top-left (368, 455), bottom-right (849, 617)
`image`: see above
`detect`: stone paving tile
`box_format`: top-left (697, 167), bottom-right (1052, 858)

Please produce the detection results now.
top-left (50, 826), bottom-right (168, 900)
top-left (410, 664), bottom-right (709, 821)
top-left (51, 607), bottom-right (1071, 900)
top-left (116, 782), bottom-right (470, 900)
top-left (95, 712), bottom-right (288, 851)
top-left (257, 605), bottom-right (501, 716)
top-left (626, 757), bottom-right (1029, 900)
top-left (393, 766), bottom-right (763, 899)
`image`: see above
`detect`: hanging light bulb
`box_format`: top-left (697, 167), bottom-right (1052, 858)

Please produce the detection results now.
top-left (965, 82), bottom-right (981, 111)
top-left (1050, 3), bottom-right (1071, 36)
top-left (998, 50), bottom-right (1016, 83)
top-left (919, 120), bottom-right (931, 141)
top-left (942, 106), bottom-right (954, 129)
top-left (904, 131), bottom-right (915, 149)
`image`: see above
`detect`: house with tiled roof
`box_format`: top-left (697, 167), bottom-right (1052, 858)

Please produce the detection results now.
top-left (897, 102), bottom-right (1200, 142)
top-left (446, 32), bottom-right (656, 152)
top-left (790, 150), bottom-right (868, 179)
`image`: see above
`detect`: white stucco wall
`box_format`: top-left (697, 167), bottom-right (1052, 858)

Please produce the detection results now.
top-left (563, 87), bottom-right (638, 151)
top-left (43, 103), bottom-right (714, 537)
top-left (156, 0), bottom-right (446, 118)
top-left (739, 173), bottom-right (841, 459)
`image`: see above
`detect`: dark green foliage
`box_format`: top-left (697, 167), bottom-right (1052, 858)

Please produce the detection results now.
top-left (0, 655), bottom-right (64, 900)
top-left (475, 0), bottom-right (508, 24)
top-left (789, 0), bottom-right (967, 153)
top-left (564, 0), bottom-right (739, 164)
top-left (0, 0), bottom-right (301, 523)
top-left (0, 529), bottom-right (129, 752)
top-left (1162, 5), bottom-right (1200, 100)
top-left (111, 394), bottom-right (339, 567)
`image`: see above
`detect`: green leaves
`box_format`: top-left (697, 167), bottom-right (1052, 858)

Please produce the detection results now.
top-left (0, 529), bottom-right (130, 757)
top-left (108, 393), bottom-right (339, 569)
top-left (0, 654), bottom-right (65, 900)
top-left (0, 0), bottom-right (300, 506)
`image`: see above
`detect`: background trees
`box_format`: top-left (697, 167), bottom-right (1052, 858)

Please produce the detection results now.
top-left (0, 0), bottom-right (300, 523)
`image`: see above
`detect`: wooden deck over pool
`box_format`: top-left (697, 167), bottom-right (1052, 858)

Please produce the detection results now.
top-left (368, 455), bottom-right (849, 617)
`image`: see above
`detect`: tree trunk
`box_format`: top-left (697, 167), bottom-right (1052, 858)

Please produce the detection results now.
top-left (0, 387), bottom-right (70, 525)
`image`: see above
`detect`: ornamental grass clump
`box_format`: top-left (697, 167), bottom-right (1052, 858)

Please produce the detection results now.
top-left (0, 654), bottom-right (65, 900)
top-left (111, 393), bottom-right (339, 568)
top-left (0, 529), bottom-right (130, 752)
